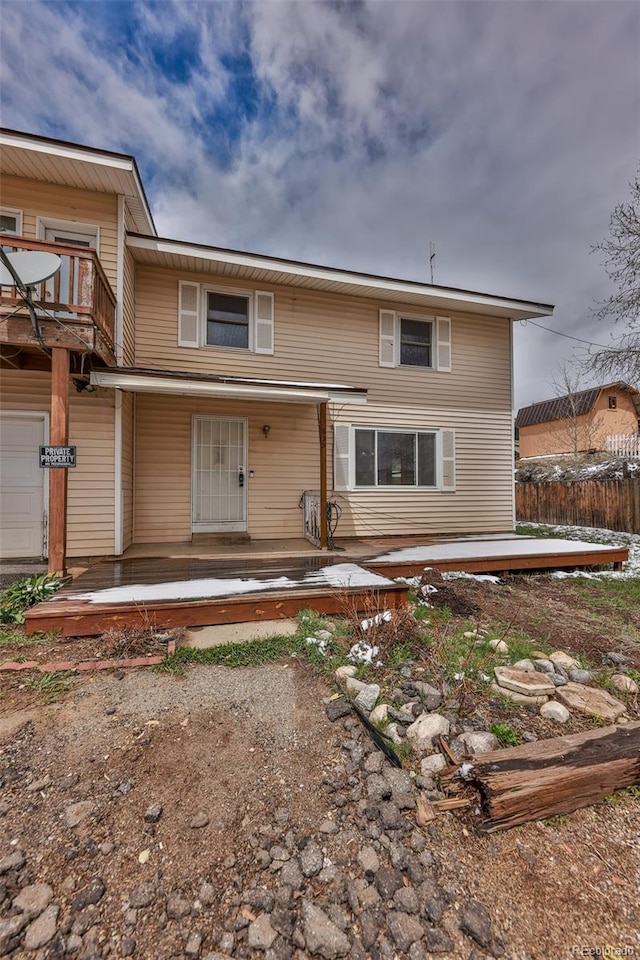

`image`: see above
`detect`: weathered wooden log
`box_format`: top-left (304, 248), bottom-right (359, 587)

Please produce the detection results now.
top-left (467, 721), bottom-right (640, 833)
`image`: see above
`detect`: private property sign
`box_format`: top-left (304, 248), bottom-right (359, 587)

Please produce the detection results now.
top-left (39, 446), bottom-right (76, 468)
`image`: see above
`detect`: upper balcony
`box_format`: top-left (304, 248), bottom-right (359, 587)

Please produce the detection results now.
top-left (0, 235), bottom-right (116, 365)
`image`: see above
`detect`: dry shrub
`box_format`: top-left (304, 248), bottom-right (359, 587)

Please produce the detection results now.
top-left (99, 622), bottom-right (185, 659)
top-left (339, 590), bottom-right (426, 662)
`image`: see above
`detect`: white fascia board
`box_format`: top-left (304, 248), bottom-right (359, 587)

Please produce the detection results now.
top-left (1, 131), bottom-right (134, 171)
top-left (91, 371), bottom-right (333, 404)
top-left (328, 391), bottom-right (367, 404)
top-left (126, 234), bottom-right (554, 319)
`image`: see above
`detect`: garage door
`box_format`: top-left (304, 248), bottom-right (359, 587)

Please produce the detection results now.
top-left (0, 415), bottom-right (46, 559)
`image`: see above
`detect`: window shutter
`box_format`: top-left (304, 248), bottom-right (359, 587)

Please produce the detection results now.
top-left (333, 424), bottom-right (352, 491)
top-left (436, 317), bottom-right (452, 372)
top-left (379, 309), bottom-right (396, 367)
top-left (178, 281), bottom-right (200, 348)
top-left (254, 291), bottom-right (274, 355)
top-left (441, 429), bottom-right (456, 491)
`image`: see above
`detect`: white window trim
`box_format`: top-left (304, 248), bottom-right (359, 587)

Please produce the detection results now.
top-left (397, 314), bottom-right (434, 369)
top-left (379, 309), bottom-right (451, 372)
top-left (334, 424), bottom-right (454, 492)
top-left (36, 217), bottom-right (100, 253)
top-left (0, 207), bottom-right (23, 235)
top-left (201, 284), bottom-right (255, 353)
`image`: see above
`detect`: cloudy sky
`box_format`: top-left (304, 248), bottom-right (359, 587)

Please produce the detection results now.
top-left (2, 0), bottom-right (639, 408)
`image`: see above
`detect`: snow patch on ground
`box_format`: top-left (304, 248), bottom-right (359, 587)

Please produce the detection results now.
top-left (442, 572), bottom-right (502, 584)
top-left (348, 640), bottom-right (381, 664)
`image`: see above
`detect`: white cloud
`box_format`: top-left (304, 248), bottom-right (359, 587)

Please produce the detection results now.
top-left (1, 0), bottom-right (638, 407)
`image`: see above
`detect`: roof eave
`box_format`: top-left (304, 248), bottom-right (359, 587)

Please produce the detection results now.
top-left (0, 128), bottom-right (157, 236)
top-left (126, 233), bottom-right (554, 320)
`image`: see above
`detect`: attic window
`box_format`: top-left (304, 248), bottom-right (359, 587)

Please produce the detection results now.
top-left (608, 396), bottom-right (617, 409)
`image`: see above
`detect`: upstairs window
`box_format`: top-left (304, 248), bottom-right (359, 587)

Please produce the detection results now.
top-left (608, 396), bottom-right (617, 409)
top-left (379, 310), bottom-right (451, 371)
top-left (399, 318), bottom-right (432, 367)
top-left (0, 208), bottom-right (22, 235)
top-left (178, 281), bottom-right (274, 354)
top-left (206, 292), bottom-right (250, 349)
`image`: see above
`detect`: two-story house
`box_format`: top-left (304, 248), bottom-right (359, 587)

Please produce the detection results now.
top-left (0, 128), bottom-right (554, 573)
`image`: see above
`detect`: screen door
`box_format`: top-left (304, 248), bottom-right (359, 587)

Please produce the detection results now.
top-left (192, 417), bottom-right (247, 533)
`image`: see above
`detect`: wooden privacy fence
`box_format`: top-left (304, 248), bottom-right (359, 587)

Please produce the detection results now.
top-left (516, 479), bottom-right (640, 534)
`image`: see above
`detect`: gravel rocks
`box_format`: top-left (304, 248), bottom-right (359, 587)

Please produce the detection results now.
top-left (460, 900), bottom-right (493, 948)
top-left (405, 713), bottom-right (450, 752)
top-left (144, 802), bottom-right (163, 823)
top-left (301, 900), bottom-right (350, 958)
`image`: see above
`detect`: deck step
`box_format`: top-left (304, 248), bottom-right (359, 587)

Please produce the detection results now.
top-left (191, 533), bottom-right (251, 546)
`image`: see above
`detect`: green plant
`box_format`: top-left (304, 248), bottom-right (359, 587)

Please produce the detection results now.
top-left (604, 785), bottom-right (640, 806)
top-left (0, 627), bottom-right (55, 651)
top-left (23, 670), bottom-right (74, 702)
top-left (395, 741), bottom-right (414, 762)
top-left (0, 574), bottom-right (62, 624)
top-left (490, 721), bottom-right (521, 747)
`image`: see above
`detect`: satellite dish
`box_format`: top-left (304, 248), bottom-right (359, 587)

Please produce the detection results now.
top-left (0, 251), bottom-right (62, 287)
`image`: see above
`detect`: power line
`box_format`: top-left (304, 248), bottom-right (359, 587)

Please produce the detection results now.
top-left (520, 319), bottom-right (620, 351)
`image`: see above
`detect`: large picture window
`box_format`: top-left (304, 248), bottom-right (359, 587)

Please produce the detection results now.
top-left (355, 428), bottom-right (437, 487)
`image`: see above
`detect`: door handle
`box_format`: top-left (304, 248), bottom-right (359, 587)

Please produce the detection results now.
top-left (238, 469), bottom-right (245, 488)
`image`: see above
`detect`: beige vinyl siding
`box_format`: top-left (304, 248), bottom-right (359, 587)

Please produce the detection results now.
top-left (134, 394), bottom-right (319, 543)
top-left (0, 370), bottom-right (116, 556)
top-left (330, 404), bottom-right (514, 537)
top-left (122, 245), bottom-right (136, 365)
top-left (121, 392), bottom-right (135, 550)
top-left (134, 267), bottom-right (511, 411)
top-left (1, 175), bottom-right (119, 291)
top-left (130, 266), bottom-right (515, 538)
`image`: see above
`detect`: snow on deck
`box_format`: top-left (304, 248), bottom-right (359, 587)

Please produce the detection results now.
top-left (369, 536), bottom-right (625, 564)
top-left (67, 563), bottom-right (396, 606)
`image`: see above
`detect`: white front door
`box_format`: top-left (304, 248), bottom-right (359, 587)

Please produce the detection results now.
top-left (0, 414), bottom-right (46, 558)
top-left (192, 417), bottom-right (247, 533)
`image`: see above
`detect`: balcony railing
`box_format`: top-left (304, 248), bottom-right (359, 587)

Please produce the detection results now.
top-left (0, 235), bottom-right (116, 351)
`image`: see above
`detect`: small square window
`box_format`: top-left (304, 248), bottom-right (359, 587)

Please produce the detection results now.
top-left (399, 317), bottom-right (433, 367)
top-left (206, 292), bottom-right (250, 349)
top-left (0, 209), bottom-right (21, 235)
top-left (608, 396), bottom-right (617, 409)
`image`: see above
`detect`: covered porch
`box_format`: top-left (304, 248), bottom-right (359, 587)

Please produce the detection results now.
top-left (90, 366), bottom-right (368, 564)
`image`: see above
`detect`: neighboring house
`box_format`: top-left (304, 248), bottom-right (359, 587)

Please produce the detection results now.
top-left (516, 383), bottom-right (640, 460)
top-left (0, 128), bottom-right (554, 571)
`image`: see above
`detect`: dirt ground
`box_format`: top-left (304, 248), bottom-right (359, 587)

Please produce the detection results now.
top-left (1, 574), bottom-right (640, 959)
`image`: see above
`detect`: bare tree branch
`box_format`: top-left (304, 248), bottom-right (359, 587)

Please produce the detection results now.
top-left (589, 171), bottom-right (640, 381)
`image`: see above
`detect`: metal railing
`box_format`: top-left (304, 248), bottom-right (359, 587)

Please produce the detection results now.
top-left (302, 489), bottom-right (321, 546)
top-left (0, 235), bottom-right (116, 349)
top-left (606, 434), bottom-right (640, 459)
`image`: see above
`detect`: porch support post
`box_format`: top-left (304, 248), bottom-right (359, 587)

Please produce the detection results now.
top-left (48, 347), bottom-right (69, 575)
top-left (319, 401), bottom-right (328, 549)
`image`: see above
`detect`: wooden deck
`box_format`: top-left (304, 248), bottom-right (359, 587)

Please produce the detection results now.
top-left (365, 536), bottom-right (629, 578)
top-left (23, 534), bottom-right (630, 638)
top-left (24, 556), bottom-right (408, 637)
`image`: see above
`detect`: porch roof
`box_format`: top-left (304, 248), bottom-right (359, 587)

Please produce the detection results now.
top-left (90, 366), bottom-right (368, 404)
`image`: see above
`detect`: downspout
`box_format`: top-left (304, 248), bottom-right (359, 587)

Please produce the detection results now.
top-left (114, 196), bottom-right (125, 556)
